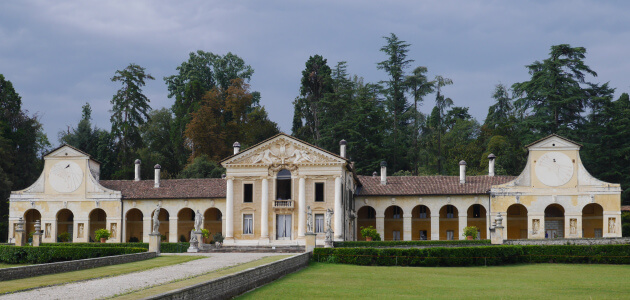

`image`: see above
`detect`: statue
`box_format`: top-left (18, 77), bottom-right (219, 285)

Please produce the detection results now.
top-left (570, 219), bottom-right (577, 235)
top-left (45, 223), bottom-right (51, 238)
top-left (306, 206), bottom-right (313, 233)
top-left (532, 219), bottom-right (540, 235)
top-left (325, 208), bottom-right (333, 231)
top-left (152, 205), bottom-right (161, 234)
top-left (609, 217), bottom-right (616, 234)
top-left (194, 209), bottom-right (202, 232)
top-left (111, 223), bottom-right (117, 239)
top-left (190, 229), bottom-right (198, 243)
top-left (78, 223), bottom-right (84, 238)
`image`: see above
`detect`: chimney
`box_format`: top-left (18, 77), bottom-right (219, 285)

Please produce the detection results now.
top-left (233, 142), bottom-right (241, 155)
top-left (134, 159), bottom-right (141, 181)
top-left (488, 153), bottom-right (496, 177)
top-left (339, 139), bottom-right (347, 158)
top-left (380, 161), bottom-right (387, 185)
top-left (154, 164), bottom-right (161, 188)
top-left (459, 160), bottom-right (467, 184)
top-left (372, 171), bottom-right (377, 177)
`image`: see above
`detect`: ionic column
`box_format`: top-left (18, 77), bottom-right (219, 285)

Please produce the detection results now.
top-left (458, 213), bottom-right (467, 240)
top-left (431, 215), bottom-right (440, 240)
top-left (226, 177), bottom-right (234, 239)
top-left (296, 176), bottom-right (306, 237)
top-left (403, 213), bottom-right (412, 241)
top-left (169, 217), bottom-right (177, 242)
top-left (261, 177), bottom-right (269, 238)
top-left (334, 176), bottom-right (343, 241)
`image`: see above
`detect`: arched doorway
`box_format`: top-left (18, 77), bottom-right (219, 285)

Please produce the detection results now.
top-left (178, 208), bottom-right (195, 242)
top-left (24, 209), bottom-right (41, 239)
top-left (506, 204), bottom-right (528, 239)
top-left (356, 206), bottom-right (376, 240)
top-left (545, 204), bottom-right (565, 238)
top-left (439, 205), bottom-right (458, 240)
top-left (151, 208), bottom-right (170, 240)
top-left (467, 204), bottom-right (487, 239)
top-left (384, 205), bottom-right (403, 241)
top-left (57, 209), bottom-right (74, 242)
top-left (125, 208), bottom-right (143, 242)
top-left (204, 208), bottom-right (223, 243)
top-left (89, 209), bottom-right (107, 242)
top-left (582, 203), bottom-right (603, 238)
top-left (411, 205), bottom-right (431, 240)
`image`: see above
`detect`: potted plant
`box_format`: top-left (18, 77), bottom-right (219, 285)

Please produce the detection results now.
top-left (213, 232), bottom-right (224, 248)
top-left (201, 229), bottom-right (210, 243)
top-left (462, 226), bottom-right (479, 240)
top-left (95, 228), bottom-right (111, 243)
top-left (360, 226), bottom-right (381, 241)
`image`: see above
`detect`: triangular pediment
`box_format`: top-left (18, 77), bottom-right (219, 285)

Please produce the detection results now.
top-left (526, 134), bottom-right (581, 151)
top-left (46, 144), bottom-right (91, 159)
top-left (221, 134), bottom-right (347, 167)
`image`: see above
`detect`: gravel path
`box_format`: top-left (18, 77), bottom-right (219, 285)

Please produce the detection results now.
top-left (2, 253), bottom-right (291, 300)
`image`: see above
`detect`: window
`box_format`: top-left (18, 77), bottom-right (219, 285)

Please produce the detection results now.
top-left (276, 169), bottom-right (292, 200)
top-left (419, 230), bottom-right (427, 240)
top-left (594, 228), bottom-right (602, 238)
top-left (315, 214), bottom-right (324, 233)
top-left (392, 207), bottom-right (401, 219)
top-left (446, 230), bottom-right (454, 240)
top-left (367, 207), bottom-right (376, 219)
top-left (243, 214), bottom-right (253, 235)
top-left (392, 230), bottom-right (401, 241)
top-left (447, 206), bottom-right (454, 218)
top-left (315, 183), bottom-right (325, 202)
top-left (418, 206), bottom-right (427, 218)
top-left (473, 205), bottom-right (481, 218)
top-left (243, 183), bottom-right (253, 203)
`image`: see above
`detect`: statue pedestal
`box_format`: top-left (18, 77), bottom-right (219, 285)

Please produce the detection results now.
top-left (490, 226), bottom-right (504, 245)
top-left (324, 229), bottom-right (334, 248)
top-left (32, 232), bottom-right (42, 247)
top-left (15, 229), bottom-right (25, 247)
top-left (305, 233), bottom-right (316, 253)
top-left (187, 241), bottom-right (199, 253)
top-left (194, 231), bottom-right (204, 247)
top-left (149, 233), bottom-right (161, 255)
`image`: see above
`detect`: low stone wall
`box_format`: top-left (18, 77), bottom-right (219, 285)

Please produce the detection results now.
top-left (0, 252), bottom-right (157, 281)
top-left (149, 252), bottom-right (311, 300)
top-left (505, 237), bottom-right (630, 246)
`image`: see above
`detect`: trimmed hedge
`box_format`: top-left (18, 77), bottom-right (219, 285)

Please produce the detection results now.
top-left (0, 245), bottom-right (146, 264)
top-left (313, 244), bottom-right (630, 266)
top-left (334, 240), bottom-right (491, 248)
top-left (40, 242), bottom-right (191, 253)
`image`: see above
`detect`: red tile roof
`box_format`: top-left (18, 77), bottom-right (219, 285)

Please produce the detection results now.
top-left (357, 175), bottom-right (516, 196)
top-left (100, 178), bottom-right (226, 199)
top-left (621, 205), bottom-right (630, 212)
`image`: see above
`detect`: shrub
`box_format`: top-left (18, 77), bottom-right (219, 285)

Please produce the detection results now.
top-left (334, 240), bottom-right (490, 248)
top-left (58, 232), bottom-right (71, 243)
top-left (128, 236), bottom-right (139, 243)
top-left (0, 245), bottom-right (146, 264)
top-left (180, 235), bottom-right (187, 242)
top-left (201, 229), bottom-right (210, 239)
top-left (40, 242), bottom-right (191, 253)
top-left (95, 229), bottom-right (111, 241)
top-left (360, 226), bottom-right (381, 241)
top-left (213, 233), bottom-right (224, 245)
top-left (462, 226), bottom-right (478, 239)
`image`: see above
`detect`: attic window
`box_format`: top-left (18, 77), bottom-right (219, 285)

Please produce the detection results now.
top-left (552, 143), bottom-right (555, 146)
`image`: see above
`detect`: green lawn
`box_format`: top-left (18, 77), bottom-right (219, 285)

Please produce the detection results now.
top-left (0, 263), bottom-right (29, 269)
top-left (0, 255), bottom-right (201, 294)
top-left (239, 262), bottom-right (630, 299)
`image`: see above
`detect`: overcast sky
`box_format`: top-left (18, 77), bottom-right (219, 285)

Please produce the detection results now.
top-left (2, 1), bottom-right (629, 146)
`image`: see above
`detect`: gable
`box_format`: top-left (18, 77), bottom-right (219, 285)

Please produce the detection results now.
top-left (526, 134), bottom-right (581, 151)
top-left (221, 134), bottom-right (347, 167)
top-left (46, 144), bottom-right (91, 159)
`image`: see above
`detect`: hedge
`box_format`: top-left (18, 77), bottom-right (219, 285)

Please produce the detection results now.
top-left (334, 240), bottom-right (491, 248)
top-left (40, 242), bottom-right (191, 253)
top-left (313, 244), bottom-right (630, 267)
top-left (0, 245), bottom-right (146, 264)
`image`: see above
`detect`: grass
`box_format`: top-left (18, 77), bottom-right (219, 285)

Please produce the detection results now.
top-left (239, 262), bottom-right (630, 299)
top-left (110, 255), bottom-right (291, 299)
top-left (0, 255), bottom-right (202, 294)
top-left (0, 263), bottom-right (29, 269)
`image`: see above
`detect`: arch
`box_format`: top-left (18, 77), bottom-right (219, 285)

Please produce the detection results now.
top-left (384, 205), bottom-right (403, 241)
top-left (56, 209), bottom-right (74, 242)
top-left (125, 208), bottom-right (143, 242)
top-left (582, 203), bottom-right (603, 238)
top-left (276, 169), bottom-right (292, 200)
top-left (411, 205), bottom-right (431, 240)
top-left (356, 206), bottom-right (376, 241)
top-left (506, 204), bottom-right (528, 239)
top-left (23, 209), bottom-right (41, 240)
top-left (467, 204), bottom-right (487, 239)
top-left (151, 208), bottom-right (170, 239)
top-left (204, 208), bottom-right (223, 243)
top-left (439, 205), bottom-right (459, 240)
top-left (544, 204), bottom-right (565, 238)
top-left (177, 208), bottom-right (195, 242)
top-left (89, 208), bottom-right (107, 242)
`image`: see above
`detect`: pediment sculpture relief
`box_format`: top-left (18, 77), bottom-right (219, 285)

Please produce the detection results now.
top-left (250, 140), bottom-right (320, 164)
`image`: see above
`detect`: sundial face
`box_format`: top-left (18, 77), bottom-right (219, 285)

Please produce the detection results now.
top-left (49, 160), bottom-right (83, 193)
top-left (535, 152), bottom-right (574, 187)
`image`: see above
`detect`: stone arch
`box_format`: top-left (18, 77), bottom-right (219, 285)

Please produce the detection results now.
top-left (177, 208), bottom-right (195, 242)
top-left (545, 204), bottom-right (565, 238)
top-left (506, 204), bottom-right (528, 239)
top-left (439, 205), bottom-right (459, 240)
top-left (204, 208), bottom-right (223, 242)
top-left (356, 206), bottom-right (376, 241)
top-left (56, 209), bottom-right (74, 242)
top-left (582, 203), bottom-right (604, 238)
top-left (411, 205), bottom-right (431, 240)
top-left (384, 205), bottom-right (403, 241)
top-left (23, 209), bottom-right (41, 239)
top-left (151, 208), bottom-right (170, 239)
top-left (89, 208), bottom-right (107, 242)
top-left (467, 204), bottom-right (487, 239)
top-left (125, 208), bottom-right (143, 242)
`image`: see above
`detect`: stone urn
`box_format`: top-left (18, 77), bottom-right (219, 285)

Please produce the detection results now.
top-left (366, 236), bottom-right (373, 241)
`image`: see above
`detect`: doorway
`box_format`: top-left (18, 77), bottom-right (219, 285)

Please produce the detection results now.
top-left (276, 214), bottom-right (292, 240)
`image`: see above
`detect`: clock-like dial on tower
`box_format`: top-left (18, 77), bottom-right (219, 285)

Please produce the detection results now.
top-left (49, 161), bottom-right (84, 193)
top-left (535, 152), bottom-right (574, 187)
